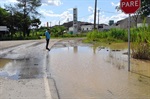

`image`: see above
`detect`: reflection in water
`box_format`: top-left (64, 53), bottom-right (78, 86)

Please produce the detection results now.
top-left (0, 58), bottom-right (44, 79)
top-left (92, 46), bottom-right (96, 54)
top-left (73, 46), bottom-right (78, 53)
top-left (44, 52), bottom-right (51, 77)
top-left (50, 44), bottom-right (150, 99)
top-left (0, 60), bottom-right (20, 79)
top-left (0, 59), bottom-right (11, 68)
top-left (107, 50), bottom-right (127, 70)
top-left (4, 62), bottom-right (18, 76)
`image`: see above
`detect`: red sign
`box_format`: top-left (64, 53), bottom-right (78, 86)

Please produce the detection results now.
top-left (120, 0), bottom-right (141, 14)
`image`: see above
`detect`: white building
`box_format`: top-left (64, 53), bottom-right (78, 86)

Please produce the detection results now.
top-left (0, 26), bottom-right (9, 39)
top-left (69, 26), bottom-right (73, 32)
top-left (81, 25), bottom-right (94, 32)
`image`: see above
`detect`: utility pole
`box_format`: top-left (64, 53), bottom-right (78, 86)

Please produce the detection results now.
top-left (98, 9), bottom-right (100, 28)
top-left (50, 22), bottom-right (51, 27)
top-left (59, 21), bottom-right (60, 26)
top-left (94, 0), bottom-right (97, 29)
top-left (67, 18), bottom-right (69, 22)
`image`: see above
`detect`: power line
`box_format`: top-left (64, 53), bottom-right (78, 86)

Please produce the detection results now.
top-left (101, 10), bottom-right (119, 14)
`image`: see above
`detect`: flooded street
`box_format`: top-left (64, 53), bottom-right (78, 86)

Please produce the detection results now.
top-left (0, 39), bottom-right (150, 99)
top-left (49, 40), bottom-right (150, 99)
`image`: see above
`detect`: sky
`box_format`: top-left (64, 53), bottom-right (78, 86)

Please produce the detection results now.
top-left (0, 0), bottom-right (128, 27)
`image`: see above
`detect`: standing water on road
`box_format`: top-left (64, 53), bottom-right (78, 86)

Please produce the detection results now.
top-left (0, 39), bottom-right (149, 99)
top-left (49, 40), bottom-right (150, 99)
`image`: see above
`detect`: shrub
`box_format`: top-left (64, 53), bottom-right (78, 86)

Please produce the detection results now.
top-left (132, 42), bottom-right (150, 60)
top-left (131, 26), bottom-right (150, 60)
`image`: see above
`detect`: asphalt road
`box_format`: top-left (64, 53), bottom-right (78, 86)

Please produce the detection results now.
top-left (0, 39), bottom-right (61, 99)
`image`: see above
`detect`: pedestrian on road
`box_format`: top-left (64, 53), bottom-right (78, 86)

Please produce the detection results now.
top-left (45, 29), bottom-right (51, 51)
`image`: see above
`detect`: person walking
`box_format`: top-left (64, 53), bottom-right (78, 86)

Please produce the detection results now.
top-left (45, 29), bottom-right (51, 51)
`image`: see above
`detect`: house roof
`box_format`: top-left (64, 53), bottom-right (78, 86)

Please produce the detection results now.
top-left (62, 21), bottom-right (93, 28)
top-left (115, 16), bottom-right (150, 29)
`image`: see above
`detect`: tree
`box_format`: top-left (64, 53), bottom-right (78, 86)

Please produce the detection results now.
top-left (31, 17), bottom-right (41, 29)
top-left (4, 4), bottom-right (24, 37)
top-left (51, 26), bottom-right (66, 37)
top-left (0, 7), bottom-right (9, 26)
top-left (16, 0), bottom-right (42, 37)
top-left (141, 0), bottom-right (150, 17)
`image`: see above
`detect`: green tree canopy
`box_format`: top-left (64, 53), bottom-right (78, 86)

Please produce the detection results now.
top-left (0, 7), bottom-right (9, 26)
top-left (51, 26), bottom-right (66, 37)
top-left (141, 0), bottom-right (150, 17)
top-left (16, 0), bottom-right (42, 36)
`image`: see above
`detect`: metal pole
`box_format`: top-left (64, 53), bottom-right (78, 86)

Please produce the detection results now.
top-left (98, 10), bottom-right (100, 27)
top-left (94, 0), bottom-right (97, 29)
top-left (50, 22), bottom-right (51, 27)
top-left (59, 21), bottom-right (60, 26)
top-left (128, 14), bottom-right (131, 71)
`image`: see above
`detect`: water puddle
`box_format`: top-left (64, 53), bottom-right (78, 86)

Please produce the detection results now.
top-left (0, 58), bottom-right (45, 80)
top-left (49, 41), bottom-right (150, 99)
top-left (0, 58), bottom-right (12, 68)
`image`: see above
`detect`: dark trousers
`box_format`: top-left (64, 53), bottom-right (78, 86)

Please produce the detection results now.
top-left (46, 39), bottom-right (49, 50)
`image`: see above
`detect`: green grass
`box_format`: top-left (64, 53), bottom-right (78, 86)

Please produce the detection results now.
top-left (85, 26), bottom-right (150, 60)
top-left (86, 28), bottom-right (127, 43)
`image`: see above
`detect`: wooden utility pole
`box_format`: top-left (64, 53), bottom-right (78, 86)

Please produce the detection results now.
top-left (94, 0), bottom-right (97, 29)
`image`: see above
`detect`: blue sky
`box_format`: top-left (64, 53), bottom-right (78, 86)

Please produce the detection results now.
top-left (0, 0), bottom-right (128, 26)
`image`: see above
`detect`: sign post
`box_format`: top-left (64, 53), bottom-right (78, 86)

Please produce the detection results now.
top-left (120, 0), bottom-right (141, 71)
top-left (128, 14), bottom-right (131, 71)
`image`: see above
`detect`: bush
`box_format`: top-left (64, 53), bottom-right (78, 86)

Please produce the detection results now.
top-left (86, 28), bottom-right (127, 42)
top-left (109, 28), bottom-right (127, 41)
top-left (131, 26), bottom-right (150, 60)
top-left (63, 33), bottom-right (75, 37)
top-left (132, 43), bottom-right (150, 60)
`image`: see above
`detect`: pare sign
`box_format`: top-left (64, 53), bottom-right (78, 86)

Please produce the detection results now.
top-left (120, 0), bottom-right (141, 14)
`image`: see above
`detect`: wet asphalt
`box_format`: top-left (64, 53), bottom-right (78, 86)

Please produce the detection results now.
top-left (0, 39), bottom-right (60, 99)
top-left (0, 39), bottom-right (150, 99)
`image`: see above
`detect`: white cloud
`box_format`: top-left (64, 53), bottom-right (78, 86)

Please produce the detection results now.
top-left (42, 0), bottom-right (63, 6)
top-left (39, 9), bottom-right (57, 17)
top-left (85, 3), bottom-right (128, 24)
top-left (111, 2), bottom-right (120, 7)
top-left (0, 0), bottom-right (17, 3)
top-left (88, 6), bottom-right (94, 13)
top-left (86, 10), bottom-right (127, 24)
top-left (39, 6), bottom-right (128, 27)
top-left (99, 12), bottom-right (128, 24)
top-left (39, 9), bottom-right (72, 19)
top-left (68, 8), bottom-right (73, 11)
top-left (0, 0), bottom-right (63, 6)
top-left (40, 8), bottom-right (73, 26)
top-left (87, 14), bottom-right (94, 23)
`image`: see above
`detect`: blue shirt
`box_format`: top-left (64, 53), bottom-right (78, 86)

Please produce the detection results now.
top-left (45, 31), bottom-right (50, 40)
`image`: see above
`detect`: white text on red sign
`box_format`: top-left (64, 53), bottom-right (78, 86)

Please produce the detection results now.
top-left (121, 0), bottom-right (139, 7)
